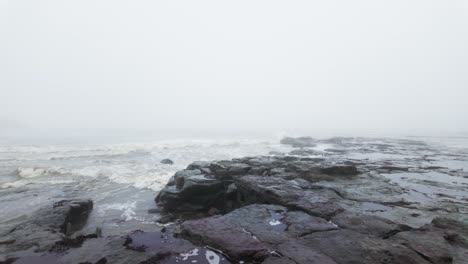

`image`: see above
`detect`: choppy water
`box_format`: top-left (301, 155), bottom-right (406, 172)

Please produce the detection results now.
top-left (0, 138), bottom-right (291, 235)
top-left (1, 136), bottom-right (467, 237)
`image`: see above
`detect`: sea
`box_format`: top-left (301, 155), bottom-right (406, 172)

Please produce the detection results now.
top-left (1, 134), bottom-right (467, 237)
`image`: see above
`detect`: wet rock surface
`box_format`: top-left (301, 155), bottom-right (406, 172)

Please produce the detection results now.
top-left (1, 199), bottom-right (93, 253)
top-left (2, 136), bottom-right (468, 263)
top-left (160, 159), bottom-right (174, 165)
top-left (153, 137), bottom-right (467, 264)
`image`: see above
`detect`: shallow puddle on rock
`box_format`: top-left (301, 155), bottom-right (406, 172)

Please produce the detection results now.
top-left (12, 255), bottom-right (60, 264)
top-left (383, 172), bottom-right (468, 202)
top-left (161, 248), bottom-right (231, 264)
top-left (269, 212), bottom-right (287, 232)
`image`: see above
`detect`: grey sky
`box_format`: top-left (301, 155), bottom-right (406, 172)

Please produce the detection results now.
top-left (1, 0), bottom-right (467, 139)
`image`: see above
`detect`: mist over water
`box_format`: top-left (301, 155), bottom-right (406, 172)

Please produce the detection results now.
top-left (1, 0), bottom-right (468, 144)
top-left (1, 2), bottom-right (468, 263)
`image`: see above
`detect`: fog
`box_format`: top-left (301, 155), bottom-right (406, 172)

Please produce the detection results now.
top-left (1, 1), bottom-right (468, 142)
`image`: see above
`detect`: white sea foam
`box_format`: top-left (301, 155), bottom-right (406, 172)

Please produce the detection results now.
top-left (0, 138), bottom-right (292, 192)
top-left (269, 219), bottom-right (282, 226)
top-left (97, 201), bottom-right (140, 221)
top-left (180, 248), bottom-right (199, 261)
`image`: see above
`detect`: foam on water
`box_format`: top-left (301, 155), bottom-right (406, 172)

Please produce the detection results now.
top-left (0, 139), bottom-right (291, 191)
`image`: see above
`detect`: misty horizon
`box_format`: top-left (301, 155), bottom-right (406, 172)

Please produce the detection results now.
top-left (1, 1), bottom-right (468, 144)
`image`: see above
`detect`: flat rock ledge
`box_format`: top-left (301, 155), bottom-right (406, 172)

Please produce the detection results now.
top-left (2, 149), bottom-right (467, 263)
top-left (154, 155), bottom-right (468, 264)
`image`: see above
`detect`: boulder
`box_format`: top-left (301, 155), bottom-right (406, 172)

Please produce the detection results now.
top-left (32, 199), bottom-right (93, 234)
top-left (155, 171), bottom-right (225, 212)
top-left (160, 159), bottom-right (174, 165)
top-left (1, 199), bottom-right (93, 253)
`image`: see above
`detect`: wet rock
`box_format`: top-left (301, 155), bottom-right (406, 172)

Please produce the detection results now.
top-left (142, 248), bottom-right (231, 264)
top-left (262, 257), bottom-right (297, 264)
top-left (432, 217), bottom-right (468, 241)
top-left (160, 159), bottom-right (174, 165)
top-left (276, 241), bottom-right (338, 264)
top-left (282, 211), bottom-right (338, 236)
top-left (124, 230), bottom-right (193, 253)
top-left (299, 229), bottom-right (430, 264)
top-left (3, 255), bottom-right (61, 264)
top-left (391, 230), bottom-right (454, 264)
top-left (155, 170), bottom-right (225, 212)
top-left (152, 146), bottom-right (466, 263)
top-left (224, 203), bottom-right (339, 240)
top-left (320, 165), bottom-right (358, 176)
top-left (235, 175), bottom-right (343, 219)
top-left (147, 208), bottom-right (161, 214)
top-left (222, 204), bottom-right (288, 244)
top-left (331, 211), bottom-right (412, 238)
top-left (378, 166), bottom-right (410, 172)
top-left (31, 199), bottom-right (93, 234)
top-left (280, 137), bottom-right (316, 148)
top-left (179, 216), bottom-right (269, 261)
top-left (186, 161), bottom-right (211, 170)
top-left (2, 199), bottom-right (93, 253)
top-left (156, 157), bottom-right (356, 215)
top-left (79, 257), bottom-right (108, 264)
top-left (51, 233), bottom-right (98, 252)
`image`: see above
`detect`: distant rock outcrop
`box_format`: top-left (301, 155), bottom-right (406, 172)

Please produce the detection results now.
top-left (160, 159), bottom-right (174, 165)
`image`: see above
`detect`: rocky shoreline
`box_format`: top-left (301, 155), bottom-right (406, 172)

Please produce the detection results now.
top-left (1, 137), bottom-right (467, 264)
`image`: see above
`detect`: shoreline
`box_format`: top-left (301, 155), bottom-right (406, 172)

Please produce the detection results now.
top-left (1, 137), bottom-right (467, 264)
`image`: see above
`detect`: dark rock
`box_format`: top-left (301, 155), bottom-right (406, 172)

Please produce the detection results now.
top-left (223, 203), bottom-right (338, 241)
top-left (262, 257), bottom-right (297, 264)
top-left (152, 151), bottom-right (464, 264)
top-left (320, 165), bottom-right (358, 176)
top-left (431, 217), bottom-right (468, 249)
top-left (143, 249), bottom-right (231, 264)
top-left (4, 255), bottom-right (61, 264)
top-left (160, 159), bottom-right (174, 165)
top-left (32, 199), bottom-right (93, 234)
top-left (379, 166), bottom-right (410, 172)
top-left (282, 211), bottom-right (338, 236)
top-left (147, 208), bottom-right (161, 214)
top-left (277, 241), bottom-right (338, 264)
top-left (235, 175), bottom-right (343, 219)
top-left (124, 230), bottom-right (193, 253)
top-left (155, 170), bottom-right (225, 212)
top-left (299, 229), bottom-right (430, 264)
top-left (2, 199), bottom-right (93, 253)
top-left (331, 211), bottom-right (412, 238)
top-left (222, 204), bottom-right (289, 244)
top-left (280, 137), bottom-right (317, 148)
top-left (179, 216), bottom-right (269, 261)
top-left (391, 230), bottom-right (454, 264)
top-left (79, 258), bottom-right (107, 264)
top-left (51, 233), bottom-right (98, 252)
